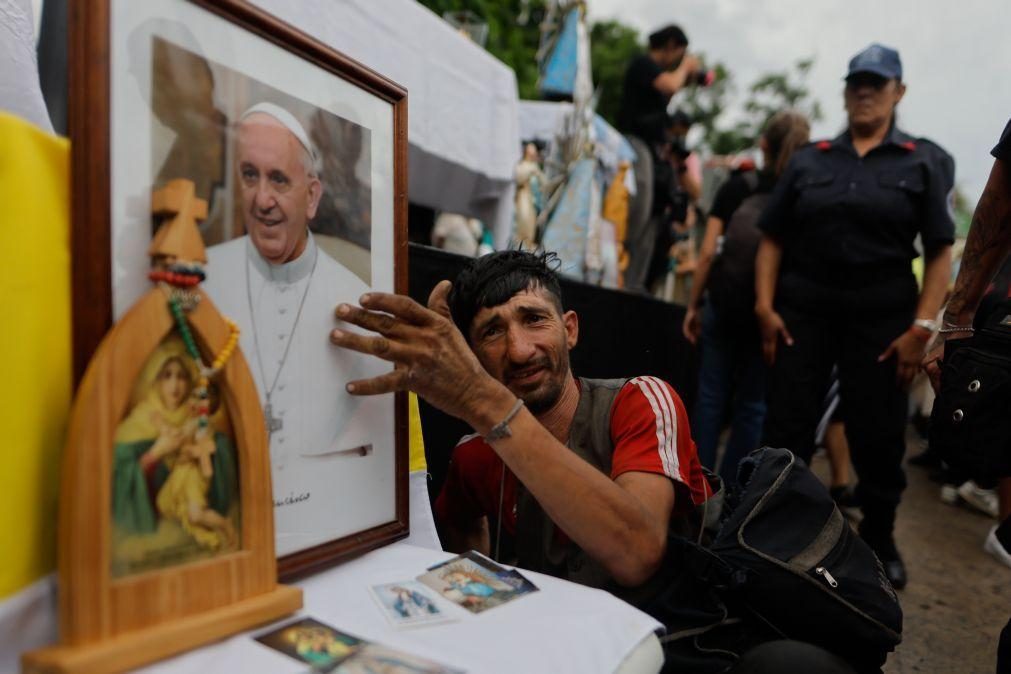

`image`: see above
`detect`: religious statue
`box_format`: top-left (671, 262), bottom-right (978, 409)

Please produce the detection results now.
top-left (513, 142), bottom-right (545, 249)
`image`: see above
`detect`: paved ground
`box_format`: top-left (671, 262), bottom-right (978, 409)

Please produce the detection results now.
top-left (810, 430), bottom-right (1010, 674)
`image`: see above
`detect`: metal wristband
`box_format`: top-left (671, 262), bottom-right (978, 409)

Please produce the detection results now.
top-left (937, 325), bottom-right (975, 335)
top-left (485, 398), bottom-right (525, 441)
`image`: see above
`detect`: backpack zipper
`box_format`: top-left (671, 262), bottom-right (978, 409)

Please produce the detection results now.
top-left (816, 566), bottom-right (839, 588)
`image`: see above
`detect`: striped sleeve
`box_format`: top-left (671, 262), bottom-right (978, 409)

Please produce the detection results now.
top-left (610, 377), bottom-right (708, 507)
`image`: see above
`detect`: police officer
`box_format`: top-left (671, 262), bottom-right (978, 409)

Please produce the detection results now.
top-left (754, 44), bottom-right (955, 590)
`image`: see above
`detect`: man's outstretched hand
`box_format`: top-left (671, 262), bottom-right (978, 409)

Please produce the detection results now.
top-left (329, 281), bottom-right (512, 429)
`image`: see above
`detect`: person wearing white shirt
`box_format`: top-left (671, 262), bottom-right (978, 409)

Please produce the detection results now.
top-left (204, 102), bottom-right (395, 555)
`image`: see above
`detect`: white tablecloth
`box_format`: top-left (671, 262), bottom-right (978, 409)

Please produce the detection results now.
top-left (0, 0), bottom-right (53, 133)
top-left (141, 543), bottom-right (663, 674)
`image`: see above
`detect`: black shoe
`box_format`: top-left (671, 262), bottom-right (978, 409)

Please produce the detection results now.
top-left (882, 557), bottom-right (907, 591)
top-left (863, 534), bottom-right (907, 590)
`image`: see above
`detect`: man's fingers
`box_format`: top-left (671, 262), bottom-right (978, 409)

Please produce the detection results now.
top-left (335, 303), bottom-right (406, 337)
top-left (357, 292), bottom-right (436, 326)
top-left (779, 326), bottom-right (794, 347)
top-left (330, 327), bottom-right (414, 362)
top-left (427, 280), bottom-right (453, 320)
top-left (346, 369), bottom-right (409, 396)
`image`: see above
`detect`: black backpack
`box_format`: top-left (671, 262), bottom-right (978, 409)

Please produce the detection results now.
top-left (707, 172), bottom-right (769, 320)
top-left (930, 299), bottom-right (1011, 488)
top-left (649, 447), bottom-right (903, 673)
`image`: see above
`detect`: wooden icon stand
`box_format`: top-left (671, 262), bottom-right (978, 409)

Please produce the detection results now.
top-left (23, 180), bottom-right (301, 674)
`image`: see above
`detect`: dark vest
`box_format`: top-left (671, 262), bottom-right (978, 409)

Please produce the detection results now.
top-left (514, 377), bottom-right (708, 607)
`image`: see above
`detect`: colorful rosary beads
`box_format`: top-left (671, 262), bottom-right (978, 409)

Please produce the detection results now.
top-left (148, 263), bottom-right (206, 287)
top-left (166, 285), bottom-right (240, 433)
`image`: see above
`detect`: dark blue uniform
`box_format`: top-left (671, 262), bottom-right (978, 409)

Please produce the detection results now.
top-left (757, 125), bottom-right (955, 558)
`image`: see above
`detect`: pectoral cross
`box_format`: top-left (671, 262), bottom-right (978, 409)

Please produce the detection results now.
top-left (264, 402), bottom-right (283, 435)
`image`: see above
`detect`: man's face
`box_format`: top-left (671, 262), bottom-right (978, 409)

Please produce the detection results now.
top-left (659, 44), bottom-right (686, 70)
top-left (236, 114), bottom-right (321, 264)
top-left (844, 73), bottom-right (905, 131)
top-left (468, 286), bottom-right (578, 414)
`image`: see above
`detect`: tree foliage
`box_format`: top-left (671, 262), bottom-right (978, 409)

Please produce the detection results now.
top-left (414, 2), bottom-right (823, 156)
top-left (416, 0), bottom-right (546, 99)
top-left (589, 20), bottom-right (641, 127)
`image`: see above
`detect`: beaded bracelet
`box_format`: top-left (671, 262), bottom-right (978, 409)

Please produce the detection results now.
top-left (937, 325), bottom-right (974, 335)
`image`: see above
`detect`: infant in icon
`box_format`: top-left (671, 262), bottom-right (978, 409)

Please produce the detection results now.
top-left (112, 337), bottom-right (239, 552)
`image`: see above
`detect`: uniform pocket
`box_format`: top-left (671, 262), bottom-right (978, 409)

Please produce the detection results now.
top-left (798, 172), bottom-right (834, 190)
top-left (878, 170), bottom-right (925, 193)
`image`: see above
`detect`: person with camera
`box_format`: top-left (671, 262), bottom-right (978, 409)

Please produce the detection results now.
top-left (617, 24), bottom-right (703, 292)
top-left (754, 44), bottom-right (955, 590)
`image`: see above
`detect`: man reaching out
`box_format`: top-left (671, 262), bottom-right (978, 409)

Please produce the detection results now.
top-left (329, 250), bottom-right (710, 599)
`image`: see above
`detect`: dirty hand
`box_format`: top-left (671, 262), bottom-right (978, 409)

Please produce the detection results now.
top-left (329, 281), bottom-right (509, 424)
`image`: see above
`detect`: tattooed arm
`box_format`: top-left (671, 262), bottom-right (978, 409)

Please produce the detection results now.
top-left (923, 157), bottom-right (1011, 390)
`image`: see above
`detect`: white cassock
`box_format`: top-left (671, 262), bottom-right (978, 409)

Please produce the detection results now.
top-left (205, 233), bottom-right (396, 556)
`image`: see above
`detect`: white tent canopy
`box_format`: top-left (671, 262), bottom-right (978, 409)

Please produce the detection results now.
top-left (253, 0), bottom-right (522, 247)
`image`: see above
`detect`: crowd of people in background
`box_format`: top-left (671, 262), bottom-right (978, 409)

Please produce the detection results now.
top-left (407, 16), bottom-right (1011, 672)
top-left (607, 21), bottom-right (1011, 669)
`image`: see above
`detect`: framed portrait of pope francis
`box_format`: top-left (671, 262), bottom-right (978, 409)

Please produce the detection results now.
top-left (70, 0), bottom-right (409, 580)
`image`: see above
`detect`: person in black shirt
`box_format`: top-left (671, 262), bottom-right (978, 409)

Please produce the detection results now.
top-left (618, 24), bottom-right (700, 291)
top-left (920, 117), bottom-right (1011, 673)
top-left (683, 110), bottom-right (810, 482)
top-left (754, 44), bottom-right (955, 590)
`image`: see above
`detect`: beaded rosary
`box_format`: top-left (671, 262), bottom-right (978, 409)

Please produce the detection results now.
top-left (150, 262), bottom-right (240, 434)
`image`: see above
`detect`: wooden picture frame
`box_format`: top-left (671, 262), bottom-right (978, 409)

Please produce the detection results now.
top-left (67, 0), bottom-right (409, 580)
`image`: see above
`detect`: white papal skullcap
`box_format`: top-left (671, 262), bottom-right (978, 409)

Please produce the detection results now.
top-left (239, 101), bottom-right (318, 167)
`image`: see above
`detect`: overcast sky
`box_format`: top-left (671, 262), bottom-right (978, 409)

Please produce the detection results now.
top-left (588, 0), bottom-right (1011, 203)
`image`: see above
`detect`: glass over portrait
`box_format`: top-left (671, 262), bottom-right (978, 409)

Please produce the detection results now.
top-left (108, 0), bottom-right (403, 566)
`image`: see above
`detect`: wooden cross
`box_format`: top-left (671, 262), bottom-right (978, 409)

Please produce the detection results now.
top-left (150, 178), bottom-right (209, 264)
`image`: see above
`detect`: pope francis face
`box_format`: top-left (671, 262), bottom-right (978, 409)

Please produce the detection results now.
top-left (236, 113), bottom-right (322, 264)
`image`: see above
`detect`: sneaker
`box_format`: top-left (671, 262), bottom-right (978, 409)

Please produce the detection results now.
top-left (939, 483), bottom-right (960, 505)
top-left (957, 481), bottom-right (999, 519)
top-left (984, 526), bottom-right (1011, 569)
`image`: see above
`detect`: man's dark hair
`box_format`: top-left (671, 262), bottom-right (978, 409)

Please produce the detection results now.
top-left (448, 250), bottom-right (564, 340)
top-left (648, 24), bottom-right (688, 50)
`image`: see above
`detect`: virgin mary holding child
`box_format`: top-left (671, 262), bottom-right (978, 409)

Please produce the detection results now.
top-left (111, 335), bottom-right (240, 575)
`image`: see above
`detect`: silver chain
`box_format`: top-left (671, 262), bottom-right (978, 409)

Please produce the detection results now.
top-left (245, 242), bottom-right (318, 406)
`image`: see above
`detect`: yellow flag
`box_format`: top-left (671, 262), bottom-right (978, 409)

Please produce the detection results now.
top-left (0, 112), bottom-right (71, 599)
top-left (408, 392), bottom-right (427, 473)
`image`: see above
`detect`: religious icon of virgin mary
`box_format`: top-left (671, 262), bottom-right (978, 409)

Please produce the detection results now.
top-left (110, 334), bottom-right (241, 577)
